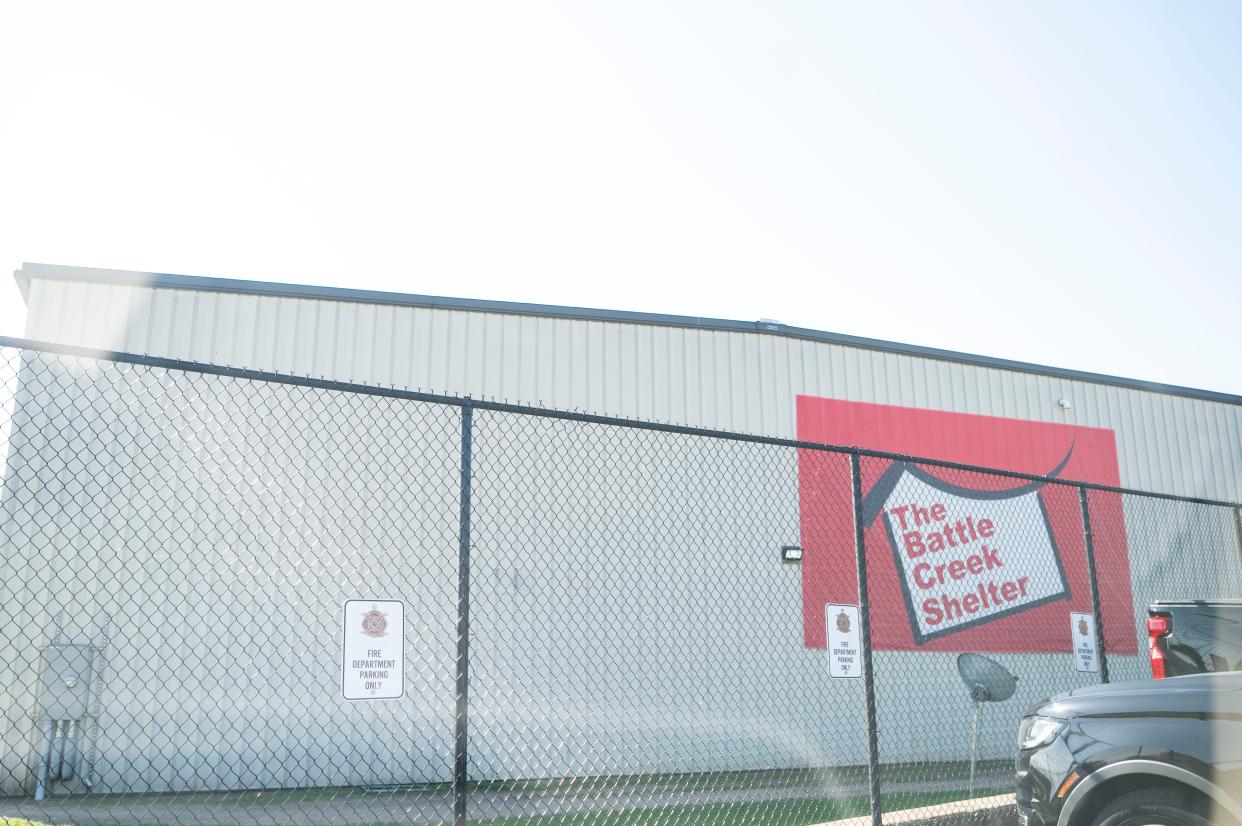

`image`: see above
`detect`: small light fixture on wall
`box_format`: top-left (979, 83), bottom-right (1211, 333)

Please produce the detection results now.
top-left (781, 545), bottom-right (803, 564)
top-left (1057, 398), bottom-right (1072, 410)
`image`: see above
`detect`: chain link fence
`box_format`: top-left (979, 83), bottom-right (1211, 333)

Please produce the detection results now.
top-left (0, 337), bottom-right (1239, 826)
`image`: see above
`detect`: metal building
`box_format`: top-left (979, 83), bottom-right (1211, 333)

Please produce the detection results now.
top-left (3, 262), bottom-right (1241, 804)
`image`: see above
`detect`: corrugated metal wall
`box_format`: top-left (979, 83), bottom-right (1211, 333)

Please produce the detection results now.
top-left (21, 275), bottom-right (1242, 501)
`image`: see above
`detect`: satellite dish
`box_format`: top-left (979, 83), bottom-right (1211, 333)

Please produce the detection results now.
top-left (955, 654), bottom-right (1018, 797)
top-left (956, 653), bottom-right (1018, 703)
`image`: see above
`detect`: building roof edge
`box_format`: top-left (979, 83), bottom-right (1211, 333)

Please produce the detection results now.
top-left (15, 262), bottom-right (1242, 406)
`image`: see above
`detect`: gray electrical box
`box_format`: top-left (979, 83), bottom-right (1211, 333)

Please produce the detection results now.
top-left (39, 644), bottom-right (94, 720)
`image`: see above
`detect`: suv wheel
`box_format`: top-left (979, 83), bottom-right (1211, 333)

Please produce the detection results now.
top-left (1091, 787), bottom-right (1212, 826)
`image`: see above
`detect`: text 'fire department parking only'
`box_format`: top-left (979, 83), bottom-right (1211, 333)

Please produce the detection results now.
top-left (342, 599), bottom-right (404, 700)
top-left (826, 604), bottom-right (862, 678)
top-left (1071, 611), bottom-right (1099, 673)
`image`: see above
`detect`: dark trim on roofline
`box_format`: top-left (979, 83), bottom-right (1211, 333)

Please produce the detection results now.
top-left (14, 262), bottom-right (1242, 406)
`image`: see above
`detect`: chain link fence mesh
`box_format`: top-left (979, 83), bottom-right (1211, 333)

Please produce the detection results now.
top-left (0, 340), bottom-right (1238, 826)
top-left (468, 411), bottom-right (870, 824)
top-left (1095, 491), bottom-right (1242, 684)
top-left (0, 346), bottom-right (463, 825)
top-left (856, 460), bottom-right (1114, 818)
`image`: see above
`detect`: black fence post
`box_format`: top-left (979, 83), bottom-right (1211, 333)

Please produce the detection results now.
top-left (1233, 507), bottom-right (1242, 571)
top-left (849, 451), bottom-right (883, 826)
top-left (454, 404), bottom-right (474, 826)
top-left (1078, 486), bottom-right (1110, 683)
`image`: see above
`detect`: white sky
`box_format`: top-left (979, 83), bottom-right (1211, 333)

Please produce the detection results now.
top-left (1, 1), bottom-right (1239, 394)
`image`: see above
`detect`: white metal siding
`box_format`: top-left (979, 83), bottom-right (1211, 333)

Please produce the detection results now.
top-left (22, 277), bottom-right (1242, 500)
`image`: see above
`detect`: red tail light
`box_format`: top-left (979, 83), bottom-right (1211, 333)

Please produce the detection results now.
top-left (1148, 615), bottom-right (1172, 679)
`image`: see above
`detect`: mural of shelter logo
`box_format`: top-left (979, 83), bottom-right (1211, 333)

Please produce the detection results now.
top-left (862, 448), bottom-right (1073, 644)
top-left (836, 610), bottom-right (852, 634)
top-left (796, 396), bottom-right (1139, 656)
top-left (360, 606), bottom-right (388, 638)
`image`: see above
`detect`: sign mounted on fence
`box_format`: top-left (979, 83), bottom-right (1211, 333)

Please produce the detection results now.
top-left (342, 599), bottom-right (405, 700)
top-left (1071, 612), bottom-right (1099, 672)
top-left (797, 398), bottom-right (1139, 656)
top-left (826, 604), bottom-right (862, 678)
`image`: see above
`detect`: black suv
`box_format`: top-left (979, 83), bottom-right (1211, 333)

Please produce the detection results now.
top-left (1016, 671), bottom-right (1242, 826)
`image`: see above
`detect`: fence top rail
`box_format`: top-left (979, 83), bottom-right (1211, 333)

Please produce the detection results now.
top-left (3, 333), bottom-right (1240, 510)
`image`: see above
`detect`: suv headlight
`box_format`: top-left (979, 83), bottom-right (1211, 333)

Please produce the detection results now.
top-left (1019, 715), bottom-right (1066, 750)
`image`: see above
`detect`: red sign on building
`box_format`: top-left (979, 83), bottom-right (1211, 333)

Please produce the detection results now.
top-left (797, 397), bottom-right (1138, 654)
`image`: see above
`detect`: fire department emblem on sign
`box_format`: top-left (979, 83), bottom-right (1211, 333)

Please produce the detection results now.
top-left (1078, 617), bottom-right (1089, 636)
top-left (836, 610), bottom-right (852, 634)
top-left (361, 606), bottom-right (388, 638)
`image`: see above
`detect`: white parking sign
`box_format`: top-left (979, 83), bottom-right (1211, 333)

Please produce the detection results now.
top-left (826, 604), bottom-right (862, 678)
top-left (342, 599), bottom-right (405, 700)
top-left (1071, 611), bottom-right (1098, 673)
